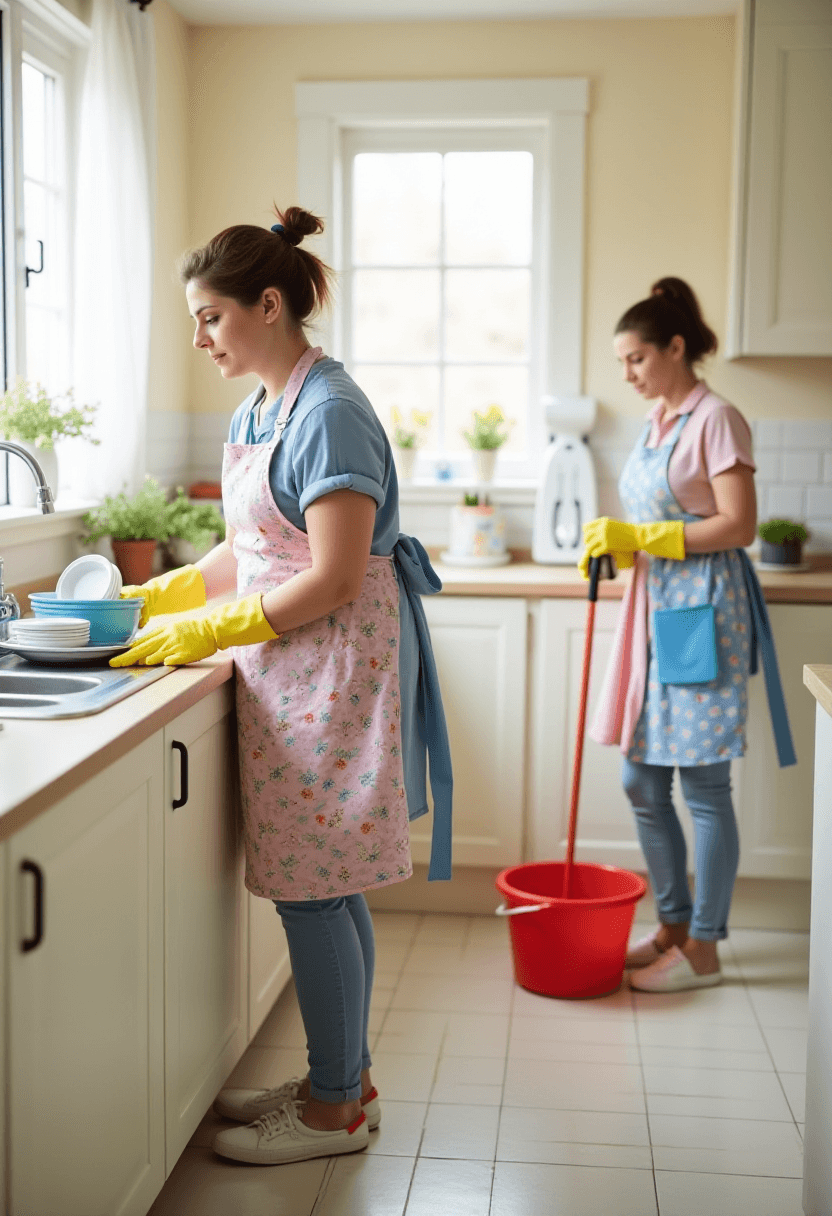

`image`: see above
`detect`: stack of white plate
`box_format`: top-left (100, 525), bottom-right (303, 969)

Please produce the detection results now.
top-left (56, 555), bottom-right (122, 600)
top-left (10, 617), bottom-right (91, 648)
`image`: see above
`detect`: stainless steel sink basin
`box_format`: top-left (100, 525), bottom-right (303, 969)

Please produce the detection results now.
top-left (0, 654), bottom-right (175, 718)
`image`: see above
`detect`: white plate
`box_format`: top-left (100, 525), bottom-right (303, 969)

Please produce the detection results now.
top-left (0, 639), bottom-right (131, 665)
top-left (56, 555), bottom-right (121, 600)
top-left (439, 550), bottom-right (512, 567)
top-left (13, 615), bottom-right (91, 631)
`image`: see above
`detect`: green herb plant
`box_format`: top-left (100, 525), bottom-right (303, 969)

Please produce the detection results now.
top-left (81, 476), bottom-right (171, 544)
top-left (0, 379), bottom-right (99, 451)
top-left (165, 488), bottom-right (225, 548)
top-left (757, 519), bottom-right (810, 545)
top-left (462, 405), bottom-right (514, 451)
top-left (390, 407), bottom-right (431, 449)
top-left (463, 493), bottom-right (480, 506)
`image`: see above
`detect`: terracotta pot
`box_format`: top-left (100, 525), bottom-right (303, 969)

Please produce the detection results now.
top-left (110, 539), bottom-right (157, 585)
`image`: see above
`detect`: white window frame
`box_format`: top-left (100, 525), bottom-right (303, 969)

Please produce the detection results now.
top-left (296, 78), bottom-right (589, 482)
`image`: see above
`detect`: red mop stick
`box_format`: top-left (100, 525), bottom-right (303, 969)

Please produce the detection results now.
top-left (562, 555), bottom-right (609, 899)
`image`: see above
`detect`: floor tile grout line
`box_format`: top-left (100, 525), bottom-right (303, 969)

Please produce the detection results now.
top-left (630, 981), bottom-right (663, 1215)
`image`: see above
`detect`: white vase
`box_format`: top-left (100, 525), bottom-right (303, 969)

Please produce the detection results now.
top-left (394, 446), bottom-right (417, 481)
top-left (471, 448), bottom-right (498, 483)
top-left (5, 440), bottom-right (58, 508)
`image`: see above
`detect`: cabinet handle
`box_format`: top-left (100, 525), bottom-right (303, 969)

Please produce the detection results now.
top-left (172, 740), bottom-right (189, 809)
top-left (20, 860), bottom-right (44, 952)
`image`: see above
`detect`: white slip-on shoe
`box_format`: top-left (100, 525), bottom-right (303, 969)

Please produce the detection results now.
top-left (213, 1100), bottom-right (369, 1165)
top-left (629, 945), bottom-right (722, 992)
top-left (214, 1078), bottom-right (381, 1130)
top-left (625, 927), bottom-right (663, 969)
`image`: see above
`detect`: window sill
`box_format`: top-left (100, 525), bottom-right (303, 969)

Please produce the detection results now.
top-left (398, 479), bottom-right (538, 507)
top-left (0, 499), bottom-right (98, 544)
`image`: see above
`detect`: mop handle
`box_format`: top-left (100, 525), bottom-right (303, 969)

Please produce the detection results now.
top-left (562, 554), bottom-right (614, 898)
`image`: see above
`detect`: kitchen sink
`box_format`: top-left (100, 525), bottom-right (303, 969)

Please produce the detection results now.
top-left (0, 654), bottom-right (175, 718)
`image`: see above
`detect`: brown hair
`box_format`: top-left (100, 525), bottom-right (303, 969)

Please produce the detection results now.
top-left (615, 276), bottom-right (718, 365)
top-left (178, 205), bottom-right (333, 325)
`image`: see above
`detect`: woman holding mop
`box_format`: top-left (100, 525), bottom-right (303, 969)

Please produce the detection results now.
top-left (579, 277), bottom-right (795, 993)
top-left (111, 206), bottom-right (452, 1165)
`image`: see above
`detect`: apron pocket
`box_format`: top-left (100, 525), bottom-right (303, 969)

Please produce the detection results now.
top-left (652, 604), bottom-right (718, 685)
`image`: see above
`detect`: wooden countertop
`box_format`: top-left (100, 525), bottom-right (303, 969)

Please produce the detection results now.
top-left (804, 666), bottom-right (832, 720)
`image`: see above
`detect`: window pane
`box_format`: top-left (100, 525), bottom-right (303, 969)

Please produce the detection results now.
top-left (444, 365), bottom-right (528, 454)
top-left (445, 269), bottom-right (530, 362)
top-left (353, 153), bottom-right (441, 265)
top-left (22, 62), bottom-right (47, 181)
top-left (444, 151), bottom-right (533, 265)
top-left (353, 269), bottom-right (439, 361)
top-left (353, 364), bottom-right (440, 449)
top-left (25, 305), bottom-right (56, 388)
top-left (23, 180), bottom-right (49, 304)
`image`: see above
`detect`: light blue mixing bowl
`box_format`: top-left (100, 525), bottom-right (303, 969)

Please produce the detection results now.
top-left (30, 593), bottom-right (143, 645)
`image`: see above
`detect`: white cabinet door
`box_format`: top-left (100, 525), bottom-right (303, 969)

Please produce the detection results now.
top-left (7, 735), bottom-right (166, 1216)
top-left (529, 598), bottom-right (642, 868)
top-left (729, 0), bottom-right (832, 355)
top-left (163, 687), bottom-right (248, 1169)
top-left (732, 604), bottom-right (829, 878)
top-left (419, 596), bottom-right (527, 867)
top-left (248, 891), bottom-right (292, 1040)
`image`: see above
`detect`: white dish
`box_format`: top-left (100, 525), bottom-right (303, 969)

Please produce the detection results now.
top-left (56, 555), bottom-right (121, 600)
top-left (439, 551), bottom-right (512, 568)
top-left (0, 639), bottom-right (131, 665)
top-left (753, 561), bottom-right (812, 573)
top-left (12, 615), bottom-right (91, 630)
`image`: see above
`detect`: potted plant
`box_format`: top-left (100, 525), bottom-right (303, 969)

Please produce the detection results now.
top-left (390, 407), bottom-right (431, 481)
top-left (462, 404), bottom-right (514, 482)
top-left (0, 379), bottom-right (99, 507)
top-left (80, 476), bottom-right (171, 584)
top-left (758, 518), bottom-right (810, 567)
top-left (165, 487), bottom-right (225, 565)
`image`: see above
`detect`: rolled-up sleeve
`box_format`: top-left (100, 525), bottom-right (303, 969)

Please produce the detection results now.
top-left (704, 404), bottom-right (756, 478)
top-left (290, 398), bottom-right (387, 514)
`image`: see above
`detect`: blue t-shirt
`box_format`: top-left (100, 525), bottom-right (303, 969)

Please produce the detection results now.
top-left (226, 357), bottom-right (428, 824)
top-left (227, 358), bottom-right (400, 556)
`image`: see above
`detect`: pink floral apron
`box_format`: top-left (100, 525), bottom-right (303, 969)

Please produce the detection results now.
top-left (222, 347), bottom-right (412, 900)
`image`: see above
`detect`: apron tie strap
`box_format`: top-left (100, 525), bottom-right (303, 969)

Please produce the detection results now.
top-left (393, 534), bottom-right (454, 881)
top-left (738, 550), bottom-right (797, 768)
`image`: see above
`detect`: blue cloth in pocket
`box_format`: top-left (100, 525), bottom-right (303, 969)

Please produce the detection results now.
top-left (652, 603), bottom-right (718, 685)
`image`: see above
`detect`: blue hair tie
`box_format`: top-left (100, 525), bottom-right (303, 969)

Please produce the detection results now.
top-left (271, 223), bottom-right (285, 235)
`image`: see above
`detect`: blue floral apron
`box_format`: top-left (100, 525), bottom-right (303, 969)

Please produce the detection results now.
top-left (619, 412), bottom-right (796, 769)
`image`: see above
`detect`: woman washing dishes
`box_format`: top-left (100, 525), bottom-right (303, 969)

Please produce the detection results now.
top-left (579, 277), bottom-right (795, 994)
top-left (110, 206), bottom-right (452, 1165)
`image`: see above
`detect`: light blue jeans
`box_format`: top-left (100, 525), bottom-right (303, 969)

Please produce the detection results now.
top-left (621, 758), bottom-right (739, 942)
top-left (273, 893), bottom-right (374, 1104)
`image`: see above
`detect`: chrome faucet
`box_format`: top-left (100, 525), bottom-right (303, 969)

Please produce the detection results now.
top-left (0, 440), bottom-right (57, 637)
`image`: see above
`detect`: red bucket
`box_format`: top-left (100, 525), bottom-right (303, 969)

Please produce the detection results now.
top-left (496, 861), bottom-right (647, 999)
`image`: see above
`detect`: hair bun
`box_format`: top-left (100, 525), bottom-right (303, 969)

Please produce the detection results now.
top-left (272, 205), bottom-right (325, 249)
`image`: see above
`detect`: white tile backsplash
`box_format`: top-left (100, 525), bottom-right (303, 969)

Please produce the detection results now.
top-left (147, 411), bottom-right (832, 553)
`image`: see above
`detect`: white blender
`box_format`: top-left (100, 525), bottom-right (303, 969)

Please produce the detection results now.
top-left (532, 395), bottom-right (599, 565)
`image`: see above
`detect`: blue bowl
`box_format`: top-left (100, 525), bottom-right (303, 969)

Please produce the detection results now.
top-left (30, 593), bottom-right (143, 645)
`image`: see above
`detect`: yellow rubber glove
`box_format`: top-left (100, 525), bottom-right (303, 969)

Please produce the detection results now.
top-left (578, 518), bottom-right (685, 581)
top-left (120, 564), bottom-right (207, 628)
top-left (109, 592), bottom-right (279, 667)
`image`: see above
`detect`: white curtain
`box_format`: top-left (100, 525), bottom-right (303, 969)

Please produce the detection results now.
top-left (63, 0), bottom-right (155, 501)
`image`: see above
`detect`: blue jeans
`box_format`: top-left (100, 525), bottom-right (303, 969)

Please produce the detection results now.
top-left (273, 893), bottom-right (374, 1104)
top-left (621, 758), bottom-right (739, 942)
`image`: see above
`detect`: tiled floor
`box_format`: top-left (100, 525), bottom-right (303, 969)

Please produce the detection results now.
top-left (149, 915), bottom-right (809, 1216)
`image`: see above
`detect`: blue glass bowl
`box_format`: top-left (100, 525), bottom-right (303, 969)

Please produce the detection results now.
top-left (30, 593), bottom-right (143, 645)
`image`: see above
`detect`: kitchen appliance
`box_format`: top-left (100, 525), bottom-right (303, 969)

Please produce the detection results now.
top-left (532, 395), bottom-right (599, 565)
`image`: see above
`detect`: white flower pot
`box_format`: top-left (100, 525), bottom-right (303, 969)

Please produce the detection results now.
top-left (5, 440), bottom-right (58, 508)
top-left (471, 448), bottom-right (498, 483)
top-left (394, 446), bottom-right (417, 481)
top-left (168, 535), bottom-right (219, 566)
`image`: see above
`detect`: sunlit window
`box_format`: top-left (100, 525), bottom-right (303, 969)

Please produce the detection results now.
top-left (344, 138), bottom-right (537, 462)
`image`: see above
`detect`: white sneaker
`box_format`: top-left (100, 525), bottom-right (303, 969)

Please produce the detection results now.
top-left (214, 1078), bottom-right (382, 1130)
top-left (625, 927), bottom-right (663, 969)
top-left (213, 1100), bottom-right (369, 1165)
top-left (629, 945), bottom-right (722, 992)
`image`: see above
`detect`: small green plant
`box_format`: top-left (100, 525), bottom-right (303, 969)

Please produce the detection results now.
top-left (0, 379), bottom-right (99, 451)
top-left (462, 405), bottom-right (514, 451)
top-left (391, 407), bottom-right (431, 449)
top-left (81, 476), bottom-right (171, 543)
top-left (757, 518), bottom-right (810, 545)
top-left (165, 488), bottom-right (225, 548)
top-left (463, 493), bottom-right (480, 506)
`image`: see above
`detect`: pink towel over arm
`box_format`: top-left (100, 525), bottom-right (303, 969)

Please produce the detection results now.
top-left (589, 551), bottom-right (650, 753)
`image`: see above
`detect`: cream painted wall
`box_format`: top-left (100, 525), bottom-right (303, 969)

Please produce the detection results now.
top-left (148, 0), bottom-right (193, 414)
top-left (180, 14), bottom-right (829, 429)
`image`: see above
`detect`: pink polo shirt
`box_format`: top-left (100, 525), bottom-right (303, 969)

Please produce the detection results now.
top-left (589, 381), bottom-right (756, 755)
